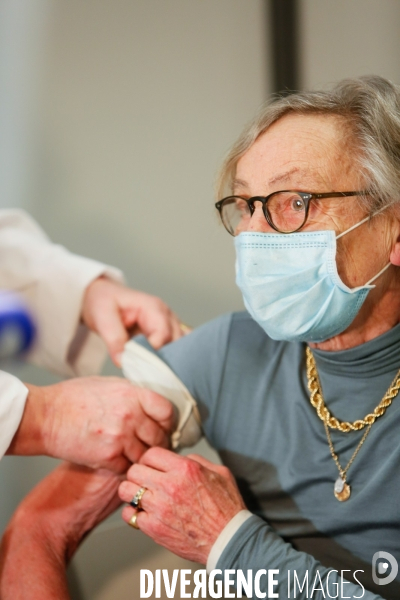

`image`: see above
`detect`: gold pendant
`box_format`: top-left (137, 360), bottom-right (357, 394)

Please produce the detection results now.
top-left (334, 476), bottom-right (351, 501)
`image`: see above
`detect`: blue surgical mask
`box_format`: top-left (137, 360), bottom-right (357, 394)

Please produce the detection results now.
top-left (235, 216), bottom-right (390, 343)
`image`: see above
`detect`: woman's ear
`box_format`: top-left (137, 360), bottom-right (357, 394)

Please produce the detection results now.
top-left (388, 211), bottom-right (400, 265)
top-left (390, 235), bottom-right (400, 266)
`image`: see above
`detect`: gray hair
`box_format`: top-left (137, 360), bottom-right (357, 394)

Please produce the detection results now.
top-left (217, 75), bottom-right (400, 214)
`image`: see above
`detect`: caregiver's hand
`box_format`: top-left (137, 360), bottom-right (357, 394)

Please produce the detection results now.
top-left (0, 462), bottom-right (122, 600)
top-left (7, 378), bottom-right (175, 473)
top-left (82, 277), bottom-right (183, 366)
top-left (119, 447), bottom-right (246, 564)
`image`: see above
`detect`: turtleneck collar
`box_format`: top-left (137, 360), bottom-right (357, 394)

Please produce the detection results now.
top-left (310, 323), bottom-right (400, 378)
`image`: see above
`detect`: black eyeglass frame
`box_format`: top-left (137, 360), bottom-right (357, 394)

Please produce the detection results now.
top-left (215, 190), bottom-right (366, 235)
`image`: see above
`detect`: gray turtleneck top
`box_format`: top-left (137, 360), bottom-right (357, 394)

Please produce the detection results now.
top-left (138, 311), bottom-right (400, 599)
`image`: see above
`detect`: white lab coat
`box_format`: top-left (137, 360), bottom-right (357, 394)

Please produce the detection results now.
top-left (0, 209), bottom-right (123, 457)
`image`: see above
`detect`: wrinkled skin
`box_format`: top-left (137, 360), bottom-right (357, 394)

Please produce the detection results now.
top-left (119, 448), bottom-right (246, 564)
top-left (7, 377), bottom-right (175, 472)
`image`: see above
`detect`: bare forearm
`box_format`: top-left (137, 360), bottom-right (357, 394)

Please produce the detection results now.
top-left (0, 519), bottom-right (70, 600)
top-left (0, 463), bottom-right (122, 599)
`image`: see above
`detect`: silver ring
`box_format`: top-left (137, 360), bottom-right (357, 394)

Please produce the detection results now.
top-left (129, 486), bottom-right (147, 509)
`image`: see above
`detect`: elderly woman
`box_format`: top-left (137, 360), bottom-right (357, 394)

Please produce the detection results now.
top-left (2, 75), bottom-right (400, 599)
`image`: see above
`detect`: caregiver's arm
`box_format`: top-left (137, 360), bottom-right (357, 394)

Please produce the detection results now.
top-left (0, 208), bottom-right (182, 464)
top-left (6, 379), bottom-right (174, 472)
top-left (120, 448), bottom-right (383, 600)
top-left (0, 463), bottom-right (122, 600)
top-left (0, 208), bottom-right (124, 376)
top-left (0, 209), bottom-right (183, 375)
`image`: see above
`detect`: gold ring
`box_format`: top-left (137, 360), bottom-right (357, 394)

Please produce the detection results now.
top-left (128, 513), bottom-right (139, 530)
top-left (180, 322), bottom-right (192, 334)
top-left (129, 486), bottom-right (147, 509)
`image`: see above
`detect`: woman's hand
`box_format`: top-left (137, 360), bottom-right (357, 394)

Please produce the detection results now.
top-left (82, 277), bottom-right (184, 366)
top-left (0, 463), bottom-right (122, 600)
top-left (118, 447), bottom-right (246, 565)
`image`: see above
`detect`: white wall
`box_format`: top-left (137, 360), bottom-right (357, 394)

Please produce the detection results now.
top-left (0, 0), bottom-right (50, 209)
top-left (300, 0), bottom-right (400, 88)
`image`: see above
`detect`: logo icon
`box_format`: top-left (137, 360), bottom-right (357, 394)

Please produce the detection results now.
top-left (372, 551), bottom-right (398, 586)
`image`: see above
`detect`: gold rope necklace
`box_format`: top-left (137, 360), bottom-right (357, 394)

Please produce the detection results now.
top-left (305, 346), bottom-right (400, 501)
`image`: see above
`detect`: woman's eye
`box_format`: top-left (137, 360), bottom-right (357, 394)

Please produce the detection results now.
top-left (291, 196), bottom-right (306, 211)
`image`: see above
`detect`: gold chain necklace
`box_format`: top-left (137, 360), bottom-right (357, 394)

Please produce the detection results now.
top-left (306, 346), bottom-right (400, 432)
top-left (305, 346), bottom-right (400, 501)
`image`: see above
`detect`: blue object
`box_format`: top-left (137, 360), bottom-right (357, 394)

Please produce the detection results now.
top-left (0, 292), bottom-right (36, 358)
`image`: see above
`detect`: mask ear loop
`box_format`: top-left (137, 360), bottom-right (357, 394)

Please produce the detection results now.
top-left (365, 263), bottom-right (391, 285)
top-left (336, 205), bottom-right (391, 286)
top-left (336, 205), bottom-right (387, 240)
top-left (336, 215), bottom-right (370, 240)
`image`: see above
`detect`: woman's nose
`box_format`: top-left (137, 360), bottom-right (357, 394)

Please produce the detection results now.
top-left (246, 202), bottom-right (275, 233)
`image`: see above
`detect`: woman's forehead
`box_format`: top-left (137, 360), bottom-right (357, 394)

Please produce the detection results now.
top-left (235, 113), bottom-right (354, 193)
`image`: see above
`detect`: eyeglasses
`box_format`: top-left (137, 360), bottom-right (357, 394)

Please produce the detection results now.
top-left (215, 190), bottom-right (365, 235)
